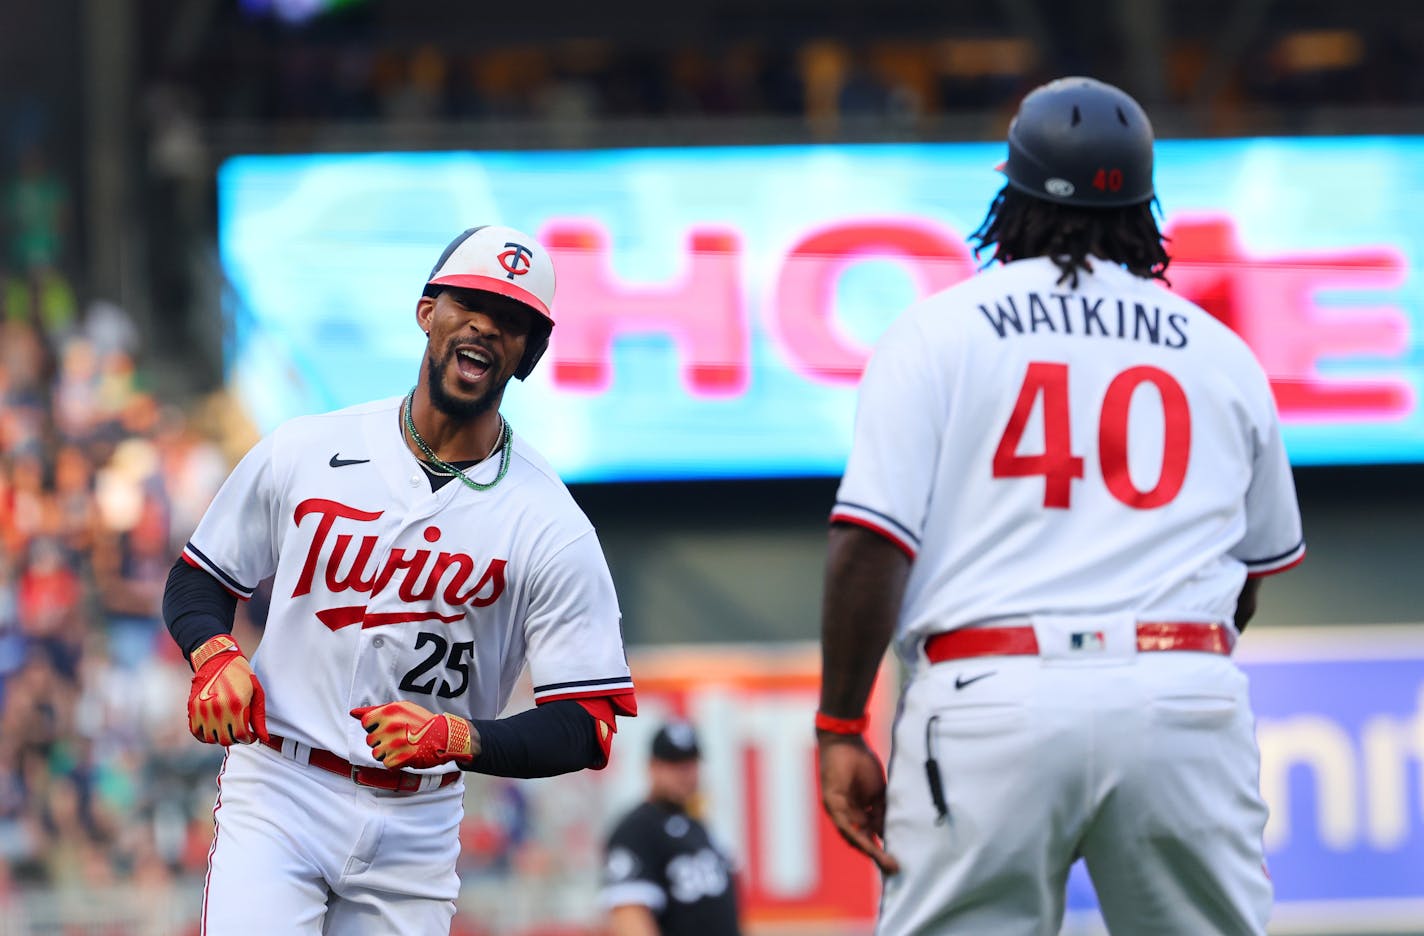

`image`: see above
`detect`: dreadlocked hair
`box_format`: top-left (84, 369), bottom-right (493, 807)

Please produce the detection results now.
top-left (970, 185), bottom-right (1171, 289)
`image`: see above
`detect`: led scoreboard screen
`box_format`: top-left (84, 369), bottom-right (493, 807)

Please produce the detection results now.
top-left (218, 138), bottom-right (1424, 482)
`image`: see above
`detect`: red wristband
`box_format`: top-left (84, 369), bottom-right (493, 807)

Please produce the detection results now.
top-left (815, 711), bottom-right (869, 735)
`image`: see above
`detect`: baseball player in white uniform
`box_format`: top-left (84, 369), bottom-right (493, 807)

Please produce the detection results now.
top-left (816, 78), bottom-right (1305, 935)
top-left (162, 225), bottom-right (637, 935)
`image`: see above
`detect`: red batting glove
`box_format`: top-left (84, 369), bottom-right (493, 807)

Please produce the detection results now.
top-left (188, 635), bottom-right (269, 746)
top-left (350, 701), bottom-right (476, 770)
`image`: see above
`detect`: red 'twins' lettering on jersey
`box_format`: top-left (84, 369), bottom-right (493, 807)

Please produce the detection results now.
top-left (289, 498), bottom-right (508, 630)
top-left (182, 396), bottom-right (634, 754)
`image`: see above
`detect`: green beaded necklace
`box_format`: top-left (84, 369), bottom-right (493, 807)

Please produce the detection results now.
top-left (401, 389), bottom-right (511, 492)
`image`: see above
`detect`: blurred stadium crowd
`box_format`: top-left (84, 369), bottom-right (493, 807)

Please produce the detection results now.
top-left (0, 167), bottom-right (246, 926)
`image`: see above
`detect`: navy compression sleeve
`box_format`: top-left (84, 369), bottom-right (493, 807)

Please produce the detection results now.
top-left (467, 700), bottom-right (603, 778)
top-left (163, 559), bottom-right (237, 660)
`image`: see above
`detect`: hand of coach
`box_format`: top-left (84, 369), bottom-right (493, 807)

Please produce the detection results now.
top-left (818, 732), bottom-right (900, 876)
top-left (187, 635), bottom-right (270, 746)
top-left (351, 701), bottom-right (479, 769)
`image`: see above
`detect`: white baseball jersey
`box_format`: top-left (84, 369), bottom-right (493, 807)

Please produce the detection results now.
top-left (183, 396), bottom-right (634, 776)
top-left (833, 256), bottom-right (1304, 661)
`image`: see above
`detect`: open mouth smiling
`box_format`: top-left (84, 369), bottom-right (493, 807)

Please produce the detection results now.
top-left (453, 345), bottom-right (494, 383)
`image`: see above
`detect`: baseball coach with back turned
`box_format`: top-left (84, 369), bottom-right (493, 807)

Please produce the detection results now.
top-left (816, 77), bottom-right (1304, 935)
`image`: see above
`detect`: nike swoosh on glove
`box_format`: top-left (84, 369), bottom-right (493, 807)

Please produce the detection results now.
top-left (188, 635), bottom-right (269, 746)
top-left (350, 701), bottom-right (476, 769)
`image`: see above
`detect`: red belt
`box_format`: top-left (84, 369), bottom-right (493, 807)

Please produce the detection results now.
top-left (924, 621), bottom-right (1233, 663)
top-left (261, 735), bottom-right (460, 794)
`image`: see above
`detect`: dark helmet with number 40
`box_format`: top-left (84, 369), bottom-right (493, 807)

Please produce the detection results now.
top-left (1001, 76), bottom-right (1155, 208)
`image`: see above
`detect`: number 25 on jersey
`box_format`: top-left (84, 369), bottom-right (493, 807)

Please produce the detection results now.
top-left (993, 362), bottom-right (1191, 510)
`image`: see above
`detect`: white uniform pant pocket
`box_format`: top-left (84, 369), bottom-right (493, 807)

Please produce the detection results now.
top-left (1078, 657), bottom-right (1271, 935)
top-left (202, 743), bottom-right (463, 936)
top-left (876, 654), bottom-right (1271, 936)
top-left (878, 659), bottom-right (1074, 936)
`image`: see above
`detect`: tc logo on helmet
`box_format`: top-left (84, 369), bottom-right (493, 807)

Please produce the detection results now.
top-left (1045, 178), bottom-right (1076, 198)
top-left (497, 242), bottom-right (534, 280)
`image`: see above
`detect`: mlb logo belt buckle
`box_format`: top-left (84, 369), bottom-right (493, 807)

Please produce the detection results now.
top-left (923, 621), bottom-right (1233, 663)
top-left (1069, 630), bottom-right (1107, 652)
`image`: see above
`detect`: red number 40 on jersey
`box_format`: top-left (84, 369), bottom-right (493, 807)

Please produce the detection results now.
top-left (993, 361), bottom-right (1191, 510)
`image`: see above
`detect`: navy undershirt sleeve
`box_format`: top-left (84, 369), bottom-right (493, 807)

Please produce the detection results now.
top-left (163, 559), bottom-right (238, 661)
top-left (467, 701), bottom-right (602, 778)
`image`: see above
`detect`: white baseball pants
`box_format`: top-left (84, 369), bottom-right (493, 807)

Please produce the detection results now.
top-left (202, 742), bottom-right (465, 935)
top-left (878, 620), bottom-right (1271, 935)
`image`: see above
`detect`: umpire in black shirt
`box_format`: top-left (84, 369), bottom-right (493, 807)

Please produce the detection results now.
top-left (601, 721), bottom-right (742, 936)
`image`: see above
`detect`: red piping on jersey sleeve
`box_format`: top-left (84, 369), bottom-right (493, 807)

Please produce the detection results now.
top-left (829, 512), bottom-right (917, 560)
top-left (1247, 549), bottom-right (1306, 578)
top-left (181, 553), bottom-right (251, 602)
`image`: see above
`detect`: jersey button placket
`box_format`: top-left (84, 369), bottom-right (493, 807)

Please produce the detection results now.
top-left (353, 520), bottom-right (413, 711)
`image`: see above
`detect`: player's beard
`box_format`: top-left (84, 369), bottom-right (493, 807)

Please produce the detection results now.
top-left (425, 346), bottom-right (511, 420)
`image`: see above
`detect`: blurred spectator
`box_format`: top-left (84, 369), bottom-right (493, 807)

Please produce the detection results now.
top-left (0, 553), bottom-right (21, 666)
top-left (3, 143), bottom-right (70, 275)
top-left (330, 44), bottom-right (379, 119)
top-left (50, 445), bottom-right (95, 556)
top-left (460, 778), bottom-right (533, 877)
top-left (0, 317), bottom-right (50, 401)
top-left (52, 338), bottom-right (103, 443)
top-left (92, 439), bottom-right (171, 670)
top-left (837, 51), bottom-right (893, 118)
top-left (81, 299), bottom-right (141, 360)
top-left (3, 453), bottom-right (49, 557)
top-left (36, 773), bottom-right (105, 889)
top-left (155, 409), bottom-right (230, 550)
top-left (379, 43), bottom-right (451, 122)
top-left (16, 539), bottom-right (83, 678)
top-left (3, 266), bottom-right (78, 338)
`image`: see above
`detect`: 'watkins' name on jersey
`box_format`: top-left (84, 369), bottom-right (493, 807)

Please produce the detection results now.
top-left (978, 292), bottom-right (1189, 348)
top-left (289, 498), bottom-right (507, 628)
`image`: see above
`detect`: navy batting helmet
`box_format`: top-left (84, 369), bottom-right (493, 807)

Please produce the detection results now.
top-left (1001, 77), bottom-right (1155, 208)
